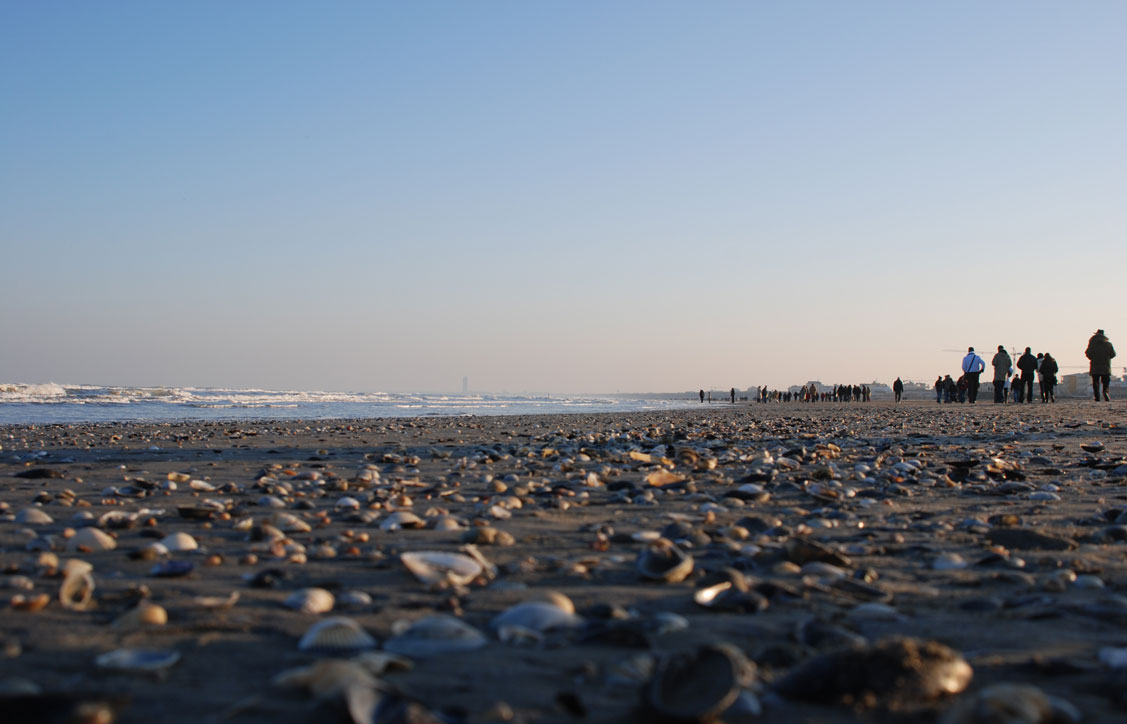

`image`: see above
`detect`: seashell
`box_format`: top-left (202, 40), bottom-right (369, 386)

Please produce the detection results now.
top-left (112, 600), bottom-right (168, 628)
top-left (496, 625), bottom-right (542, 646)
top-left (489, 602), bottom-right (584, 634)
top-left (383, 615), bottom-right (488, 658)
top-left (646, 644), bottom-right (755, 721)
top-left (3, 575), bottom-right (34, 591)
top-left (188, 479), bottom-right (216, 491)
top-left (461, 526), bottom-right (514, 546)
top-left (10, 593), bottom-right (51, 612)
top-left (631, 530), bottom-right (662, 542)
top-left (352, 651), bottom-right (413, 675)
top-left (95, 648), bottom-right (180, 672)
top-left (258, 495), bottom-right (287, 509)
top-left (298, 617), bottom-right (377, 653)
top-left (97, 510), bottom-right (137, 529)
top-left (284, 587), bottom-right (335, 614)
top-left (774, 637), bottom-right (973, 705)
top-left (646, 470), bottom-right (687, 487)
top-left (273, 659), bottom-right (380, 699)
top-left (63, 559), bottom-right (94, 576)
top-left (941, 682), bottom-right (1080, 724)
top-left (334, 496), bottom-right (361, 511)
top-left (158, 532), bottom-right (198, 552)
top-left (531, 590), bottom-right (576, 615)
top-left (933, 553), bottom-right (969, 571)
top-left (336, 591), bottom-right (373, 610)
top-left (269, 512), bottom-right (311, 533)
top-left (381, 511), bottom-right (425, 531)
top-left (167, 472), bottom-right (191, 483)
top-left (400, 551), bottom-right (482, 587)
top-left (693, 582), bottom-right (769, 613)
top-left (33, 552), bottom-right (60, 575)
top-left (430, 516), bottom-right (465, 531)
top-left (59, 570), bottom-right (95, 610)
top-left (636, 538), bottom-right (694, 583)
top-left (66, 527), bottom-right (116, 552)
top-left (192, 592), bottom-right (240, 609)
top-left (15, 507), bottom-right (53, 525)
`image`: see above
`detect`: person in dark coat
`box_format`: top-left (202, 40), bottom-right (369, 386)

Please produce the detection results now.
top-left (1086, 330), bottom-right (1117, 401)
top-left (893, 377), bottom-right (904, 403)
top-left (1016, 347), bottom-right (1038, 404)
top-left (991, 345), bottom-right (1012, 404)
top-left (1041, 353), bottom-right (1059, 402)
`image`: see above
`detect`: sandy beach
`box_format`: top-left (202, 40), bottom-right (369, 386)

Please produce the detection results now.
top-left (3, 401), bottom-right (1127, 723)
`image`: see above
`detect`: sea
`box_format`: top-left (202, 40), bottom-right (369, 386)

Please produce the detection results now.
top-left (0, 383), bottom-right (699, 426)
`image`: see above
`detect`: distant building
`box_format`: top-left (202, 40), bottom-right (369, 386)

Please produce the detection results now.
top-left (1062, 372), bottom-right (1127, 397)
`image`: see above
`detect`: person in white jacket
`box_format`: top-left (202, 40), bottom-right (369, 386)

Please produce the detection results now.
top-left (961, 347), bottom-right (986, 403)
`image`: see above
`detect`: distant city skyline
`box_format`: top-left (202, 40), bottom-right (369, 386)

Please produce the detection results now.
top-left (2, 3), bottom-right (1124, 394)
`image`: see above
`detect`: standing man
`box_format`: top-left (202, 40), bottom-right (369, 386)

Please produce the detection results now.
top-left (991, 345), bottom-right (1012, 404)
top-left (893, 377), bottom-right (904, 403)
top-left (1016, 347), bottom-right (1038, 404)
top-left (961, 347), bottom-right (986, 403)
top-left (699, 389), bottom-right (705, 404)
top-left (1086, 329), bottom-right (1117, 401)
top-left (730, 387), bottom-right (735, 404)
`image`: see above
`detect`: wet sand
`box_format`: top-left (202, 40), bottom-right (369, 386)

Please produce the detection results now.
top-left (3, 401), bottom-right (1127, 723)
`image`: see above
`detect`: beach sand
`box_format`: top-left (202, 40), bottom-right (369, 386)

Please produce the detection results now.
top-left (3, 401), bottom-right (1127, 723)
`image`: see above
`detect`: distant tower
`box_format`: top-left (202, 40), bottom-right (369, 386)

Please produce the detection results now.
top-left (462, 376), bottom-right (468, 394)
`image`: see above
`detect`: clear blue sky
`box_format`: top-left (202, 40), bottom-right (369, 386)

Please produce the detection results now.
top-left (2, 2), bottom-right (1124, 392)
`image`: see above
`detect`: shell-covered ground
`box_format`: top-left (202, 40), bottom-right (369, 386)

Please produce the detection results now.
top-left (3, 400), bottom-right (1127, 723)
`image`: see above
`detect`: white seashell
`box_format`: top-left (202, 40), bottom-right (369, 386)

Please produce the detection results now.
top-left (334, 496), bottom-right (361, 511)
top-left (631, 530), bottom-right (662, 542)
top-left (66, 527), bottom-right (116, 552)
top-left (336, 591), bottom-right (373, 609)
top-left (167, 472), bottom-right (191, 483)
top-left (932, 553), bottom-right (968, 571)
top-left (15, 508), bottom-right (53, 525)
top-left (159, 532), bottom-right (198, 552)
top-left (63, 559), bottom-right (94, 576)
top-left (272, 659), bottom-right (379, 699)
top-left (192, 592), bottom-right (240, 609)
top-left (284, 587), bottom-right (335, 614)
top-left (380, 511), bottom-right (425, 531)
top-left (531, 591), bottom-right (575, 615)
top-left (489, 602), bottom-right (584, 634)
top-left (270, 512), bottom-right (311, 533)
top-left (258, 495), bottom-right (287, 509)
top-left (189, 479), bottom-right (216, 491)
top-left (59, 570), bottom-right (95, 610)
top-left (298, 617), bottom-right (377, 652)
top-left (95, 648), bottom-right (180, 672)
top-left (400, 551), bottom-right (482, 587)
top-left (383, 615), bottom-right (488, 657)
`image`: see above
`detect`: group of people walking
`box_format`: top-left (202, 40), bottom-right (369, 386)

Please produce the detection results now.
top-left (936, 330), bottom-right (1116, 404)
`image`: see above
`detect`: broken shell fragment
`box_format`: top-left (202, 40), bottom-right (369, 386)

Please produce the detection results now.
top-left (112, 600), bottom-right (168, 628)
top-left (59, 570), bottom-right (95, 610)
top-left (636, 538), bottom-right (694, 583)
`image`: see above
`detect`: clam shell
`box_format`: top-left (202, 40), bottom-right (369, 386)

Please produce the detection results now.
top-left (489, 602), bottom-right (584, 634)
top-left (400, 551), bottom-right (482, 587)
top-left (297, 617), bottom-right (377, 653)
top-left (284, 587), bottom-right (335, 614)
top-left (383, 615), bottom-right (488, 658)
top-left (192, 592), bottom-right (240, 609)
top-left (95, 648), bottom-right (180, 672)
top-left (59, 570), bottom-right (95, 610)
top-left (647, 644), bottom-right (754, 720)
top-left (159, 532), bottom-right (198, 552)
top-left (636, 538), bottom-right (694, 583)
top-left (112, 600), bottom-right (168, 628)
top-left (532, 591), bottom-right (575, 615)
top-left (15, 507), bottom-right (53, 525)
top-left (273, 659), bottom-right (380, 699)
top-left (381, 511), bottom-right (425, 531)
top-left (270, 512), bottom-right (312, 533)
top-left (66, 527), bottom-right (116, 552)
top-left (63, 559), bottom-right (94, 576)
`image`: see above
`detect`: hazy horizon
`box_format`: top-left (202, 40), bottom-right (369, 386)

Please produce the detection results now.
top-left (3, 3), bottom-right (1125, 394)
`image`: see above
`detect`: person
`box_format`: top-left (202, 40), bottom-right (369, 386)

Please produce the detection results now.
top-left (1016, 347), bottom-right (1037, 404)
top-left (1041, 353), bottom-right (1059, 402)
top-left (991, 345), bottom-right (1011, 404)
top-left (943, 374), bottom-right (956, 403)
top-left (1086, 329), bottom-right (1117, 401)
top-left (1012, 378), bottom-right (1020, 404)
top-left (961, 347), bottom-right (985, 403)
top-left (699, 389), bottom-right (705, 404)
top-left (730, 387), bottom-right (735, 404)
top-left (1036, 352), bottom-right (1046, 402)
top-left (893, 377), bottom-right (904, 403)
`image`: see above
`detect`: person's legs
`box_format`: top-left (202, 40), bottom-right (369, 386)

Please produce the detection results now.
top-left (1024, 378), bottom-right (1034, 403)
top-left (1101, 374), bottom-right (1111, 401)
top-left (1093, 376), bottom-right (1101, 401)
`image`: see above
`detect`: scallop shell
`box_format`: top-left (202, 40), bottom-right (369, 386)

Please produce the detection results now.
top-left (95, 648), bottom-right (180, 672)
top-left (383, 615), bottom-right (488, 658)
top-left (66, 527), bottom-right (116, 552)
top-left (112, 600), bottom-right (168, 628)
top-left (159, 532), bottom-right (198, 552)
top-left (59, 570), bottom-right (95, 610)
top-left (297, 617), bottom-right (377, 653)
top-left (636, 538), bottom-right (694, 583)
top-left (284, 587), bottom-right (335, 614)
top-left (15, 507), bottom-right (53, 525)
top-left (647, 644), bottom-right (755, 721)
top-left (400, 551), bottom-right (483, 587)
top-left (489, 602), bottom-right (584, 634)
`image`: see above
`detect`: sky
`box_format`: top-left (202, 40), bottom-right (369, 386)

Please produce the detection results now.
top-left (2, 2), bottom-right (1125, 394)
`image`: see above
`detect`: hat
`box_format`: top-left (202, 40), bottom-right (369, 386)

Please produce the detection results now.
top-left (1097, 329), bottom-right (1105, 335)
